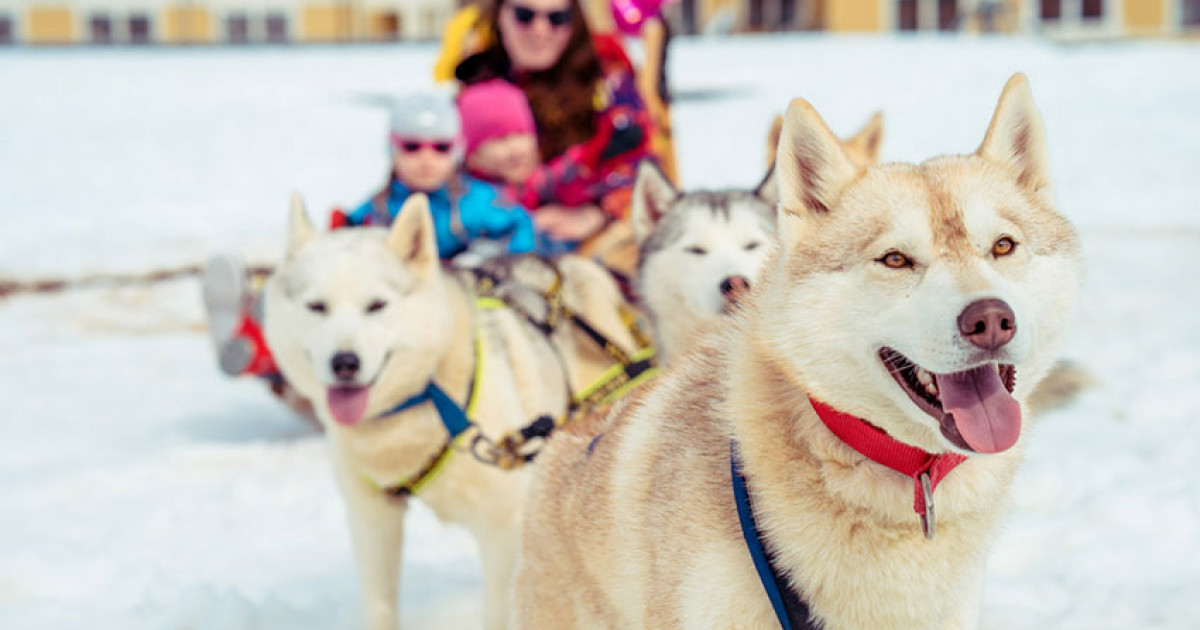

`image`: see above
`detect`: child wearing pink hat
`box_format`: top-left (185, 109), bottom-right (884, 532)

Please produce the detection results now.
top-left (457, 79), bottom-right (616, 247)
top-left (459, 78), bottom-right (541, 187)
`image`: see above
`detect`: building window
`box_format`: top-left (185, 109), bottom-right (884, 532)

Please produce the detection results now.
top-left (898, 0), bottom-right (919, 30)
top-left (938, 0), bottom-right (958, 29)
top-left (226, 13), bottom-right (249, 43)
top-left (265, 12), bottom-right (288, 42)
top-left (90, 14), bottom-right (113, 44)
top-left (680, 0), bottom-right (697, 34)
top-left (376, 11), bottom-right (401, 40)
top-left (1040, 0), bottom-right (1061, 20)
top-left (1185, 0), bottom-right (1200, 26)
top-left (129, 13), bottom-right (152, 43)
top-left (747, 0), bottom-right (765, 29)
top-left (1081, 0), bottom-right (1103, 19)
top-left (0, 14), bottom-right (14, 44)
top-left (780, 0), bottom-right (796, 27)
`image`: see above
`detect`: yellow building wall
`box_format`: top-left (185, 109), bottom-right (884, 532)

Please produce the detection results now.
top-left (27, 6), bottom-right (74, 44)
top-left (302, 4), bottom-right (359, 42)
top-left (1122, 0), bottom-right (1166, 33)
top-left (164, 6), bottom-right (213, 43)
top-left (826, 0), bottom-right (882, 32)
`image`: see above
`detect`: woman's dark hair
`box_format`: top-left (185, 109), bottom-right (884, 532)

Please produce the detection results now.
top-left (457, 0), bottom-right (603, 162)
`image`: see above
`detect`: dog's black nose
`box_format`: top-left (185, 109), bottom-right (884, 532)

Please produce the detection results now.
top-left (958, 299), bottom-right (1016, 351)
top-left (331, 352), bottom-right (361, 381)
top-left (720, 276), bottom-right (751, 303)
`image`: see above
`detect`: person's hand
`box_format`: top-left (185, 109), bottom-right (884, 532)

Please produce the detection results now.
top-left (535, 205), bottom-right (607, 241)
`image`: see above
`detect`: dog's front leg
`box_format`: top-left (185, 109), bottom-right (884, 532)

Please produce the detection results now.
top-left (476, 518), bottom-right (521, 630)
top-left (338, 469), bottom-right (408, 630)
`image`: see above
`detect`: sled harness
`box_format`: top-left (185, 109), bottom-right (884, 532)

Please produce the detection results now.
top-left (467, 258), bottom-right (659, 420)
top-left (731, 442), bottom-right (818, 630)
top-left (730, 397), bottom-right (969, 630)
top-left (369, 259), bottom-right (657, 496)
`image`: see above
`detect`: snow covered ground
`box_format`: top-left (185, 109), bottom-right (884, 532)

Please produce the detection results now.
top-left (1, 35), bottom-right (1199, 629)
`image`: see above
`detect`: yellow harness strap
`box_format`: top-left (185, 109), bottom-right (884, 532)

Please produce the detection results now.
top-left (372, 296), bottom-right (503, 496)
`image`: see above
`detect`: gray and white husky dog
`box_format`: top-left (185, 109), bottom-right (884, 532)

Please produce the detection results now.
top-left (631, 161), bottom-right (780, 365)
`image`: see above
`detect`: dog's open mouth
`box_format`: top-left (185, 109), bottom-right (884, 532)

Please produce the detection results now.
top-left (879, 348), bottom-right (1021, 454)
top-left (327, 386), bottom-right (370, 426)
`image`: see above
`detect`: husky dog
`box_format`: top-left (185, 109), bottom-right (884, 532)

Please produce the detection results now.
top-left (514, 74), bottom-right (1080, 630)
top-left (630, 163), bottom-right (778, 365)
top-left (262, 194), bottom-right (637, 630)
top-left (632, 113), bottom-right (883, 364)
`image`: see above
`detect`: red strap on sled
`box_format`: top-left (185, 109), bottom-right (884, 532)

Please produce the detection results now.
top-left (808, 397), bottom-right (966, 539)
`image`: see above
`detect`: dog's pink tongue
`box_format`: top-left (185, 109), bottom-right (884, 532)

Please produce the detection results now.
top-left (327, 387), bottom-right (370, 426)
top-left (935, 366), bottom-right (1021, 454)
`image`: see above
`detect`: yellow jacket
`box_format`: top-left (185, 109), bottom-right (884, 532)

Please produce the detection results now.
top-left (433, 5), bottom-right (492, 83)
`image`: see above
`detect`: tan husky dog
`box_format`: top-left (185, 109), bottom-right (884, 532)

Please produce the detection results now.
top-left (514, 74), bottom-right (1080, 630)
top-left (262, 195), bottom-right (637, 630)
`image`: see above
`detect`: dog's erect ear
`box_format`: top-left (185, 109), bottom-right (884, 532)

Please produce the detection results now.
top-left (631, 159), bottom-right (680, 244)
top-left (386, 193), bottom-right (439, 275)
top-left (754, 164), bottom-right (779, 211)
top-left (775, 98), bottom-right (861, 218)
top-left (844, 111), bottom-right (884, 166)
top-left (765, 113), bottom-right (784, 168)
top-left (287, 193), bottom-right (315, 258)
top-left (977, 73), bottom-right (1050, 195)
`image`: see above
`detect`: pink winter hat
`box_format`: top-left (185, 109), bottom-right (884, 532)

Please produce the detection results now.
top-left (457, 79), bottom-right (537, 156)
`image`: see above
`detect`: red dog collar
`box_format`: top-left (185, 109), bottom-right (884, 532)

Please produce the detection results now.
top-left (808, 397), bottom-right (966, 539)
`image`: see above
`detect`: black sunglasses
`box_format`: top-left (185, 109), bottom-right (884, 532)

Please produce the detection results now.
top-left (510, 4), bottom-right (572, 28)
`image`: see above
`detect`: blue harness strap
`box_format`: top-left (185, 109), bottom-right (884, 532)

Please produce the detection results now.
top-left (371, 379), bottom-right (480, 496)
top-left (379, 383), bottom-right (473, 441)
top-left (731, 442), bottom-right (818, 630)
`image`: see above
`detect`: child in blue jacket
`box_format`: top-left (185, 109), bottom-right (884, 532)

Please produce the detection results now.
top-left (335, 91), bottom-right (536, 260)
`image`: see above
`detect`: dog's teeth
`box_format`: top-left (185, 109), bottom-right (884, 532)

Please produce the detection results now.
top-left (925, 382), bottom-right (939, 397)
top-left (916, 368), bottom-right (933, 386)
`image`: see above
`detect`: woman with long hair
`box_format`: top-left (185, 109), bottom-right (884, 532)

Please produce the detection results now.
top-left (455, 0), bottom-right (656, 250)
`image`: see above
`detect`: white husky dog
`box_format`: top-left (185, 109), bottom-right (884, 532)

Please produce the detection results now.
top-left (262, 194), bottom-right (637, 630)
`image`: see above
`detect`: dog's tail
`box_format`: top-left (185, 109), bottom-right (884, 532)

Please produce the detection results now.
top-left (1026, 359), bottom-right (1097, 417)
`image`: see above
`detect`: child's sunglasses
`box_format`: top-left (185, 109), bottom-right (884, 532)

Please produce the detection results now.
top-left (393, 137), bottom-right (455, 154)
top-left (510, 4), bottom-right (572, 28)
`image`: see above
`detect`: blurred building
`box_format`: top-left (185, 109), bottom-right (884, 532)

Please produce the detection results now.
top-left (665, 0), bottom-right (1200, 38)
top-left (0, 0), bottom-right (1197, 44)
top-left (0, 0), bottom-right (459, 44)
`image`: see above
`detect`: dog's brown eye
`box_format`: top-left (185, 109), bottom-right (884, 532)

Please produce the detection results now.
top-left (685, 246), bottom-right (708, 256)
top-left (879, 251), bottom-right (913, 269)
top-left (307, 301), bottom-right (327, 315)
top-left (992, 237), bottom-right (1017, 257)
top-left (744, 242), bottom-right (760, 251)
top-left (366, 299), bottom-right (388, 314)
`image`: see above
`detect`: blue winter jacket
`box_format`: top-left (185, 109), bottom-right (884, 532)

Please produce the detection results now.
top-left (346, 175), bottom-right (536, 260)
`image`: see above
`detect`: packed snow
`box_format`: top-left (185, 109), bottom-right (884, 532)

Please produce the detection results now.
top-left (1, 35), bottom-right (1198, 629)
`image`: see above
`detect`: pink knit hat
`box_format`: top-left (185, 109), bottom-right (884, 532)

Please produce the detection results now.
top-left (457, 79), bottom-right (537, 157)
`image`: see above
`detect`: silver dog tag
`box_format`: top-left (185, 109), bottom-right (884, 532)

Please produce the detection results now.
top-left (919, 472), bottom-right (935, 540)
